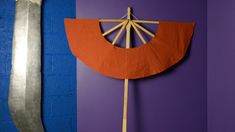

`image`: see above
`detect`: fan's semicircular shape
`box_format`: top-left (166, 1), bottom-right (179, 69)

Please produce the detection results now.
top-left (64, 19), bottom-right (195, 79)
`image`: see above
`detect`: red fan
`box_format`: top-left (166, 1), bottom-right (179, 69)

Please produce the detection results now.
top-left (65, 7), bottom-right (195, 132)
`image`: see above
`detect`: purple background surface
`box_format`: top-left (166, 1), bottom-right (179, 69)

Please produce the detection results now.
top-left (208, 0), bottom-right (235, 132)
top-left (76, 0), bottom-right (207, 132)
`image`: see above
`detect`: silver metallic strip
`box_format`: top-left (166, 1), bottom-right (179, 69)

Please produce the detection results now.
top-left (9, 0), bottom-right (44, 131)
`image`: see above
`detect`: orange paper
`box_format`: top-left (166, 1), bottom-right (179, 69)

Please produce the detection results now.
top-left (64, 19), bottom-right (195, 79)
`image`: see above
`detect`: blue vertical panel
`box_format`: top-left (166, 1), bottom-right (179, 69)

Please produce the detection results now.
top-left (0, 0), bottom-right (77, 131)
top-left (0, 0), bottom-right (18, 131)
top-left (42, 0), bottom-right (76, 131)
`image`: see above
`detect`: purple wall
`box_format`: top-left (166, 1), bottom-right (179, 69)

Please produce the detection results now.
top-left (76, 0), bottom-right (207, 132)
top-left (208, 0), bottom-right (235, 132)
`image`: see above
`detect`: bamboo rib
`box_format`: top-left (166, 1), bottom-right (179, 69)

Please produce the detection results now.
top-left (100, 19), bottom-right (126, 23)
top-left (133, 20), bottom-right (159, 24)
top-left (103, 21), bottom-right (127, 36)
top-left (112, 21), bottom-right (128, 45)
top-left (133, 22), bottom-right (155, 37)
top-left (131, 14), bottom-right (139, 20)
top-left (131, 22), bottom-right (147, 44)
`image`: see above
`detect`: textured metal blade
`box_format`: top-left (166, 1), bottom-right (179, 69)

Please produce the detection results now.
top-left (9, 0), bottom-right (44, 131)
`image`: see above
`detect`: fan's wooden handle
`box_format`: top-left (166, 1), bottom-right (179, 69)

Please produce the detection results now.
top-left (122, 7), bottom-right (132, 132)
top-left (122, 79), bottom-right (129, 132)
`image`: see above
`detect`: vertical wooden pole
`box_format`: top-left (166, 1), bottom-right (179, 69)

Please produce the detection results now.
top-left (122, 7), bottom-right (131, 132)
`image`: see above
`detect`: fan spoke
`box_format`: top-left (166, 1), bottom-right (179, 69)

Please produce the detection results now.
top-left (103, 20), bottom-right (127, 36)
top-left (133, 22), bottom-right (155, 37)
top-left (131, 21), bottom-right (146, 44)
top-left (133, 20), bottom-right (159, 24)
top-left (100, 19), bottom-right (126, 23)
top-left (112, 21), bottom-right (128, 45)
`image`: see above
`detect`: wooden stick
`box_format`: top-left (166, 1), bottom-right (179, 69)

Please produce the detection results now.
top-left (99, 19), bottom-right (126, 23)
top-left (103, 21), bottom-right (126, 36)
top-left (122, 7), bottom-right (131, 132)
top-left (112, 21), bottom-right (128, 45)
top-left (133, 22), bottom-right (155, 37)
top-left (122, 79), bottom-right (129, 132)
top-left (131, 21), bottom-right (146, 44)
top-left (125, 22), bottom-right (131, 47)
top-left (133, 20), bottom-right (159, 24)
